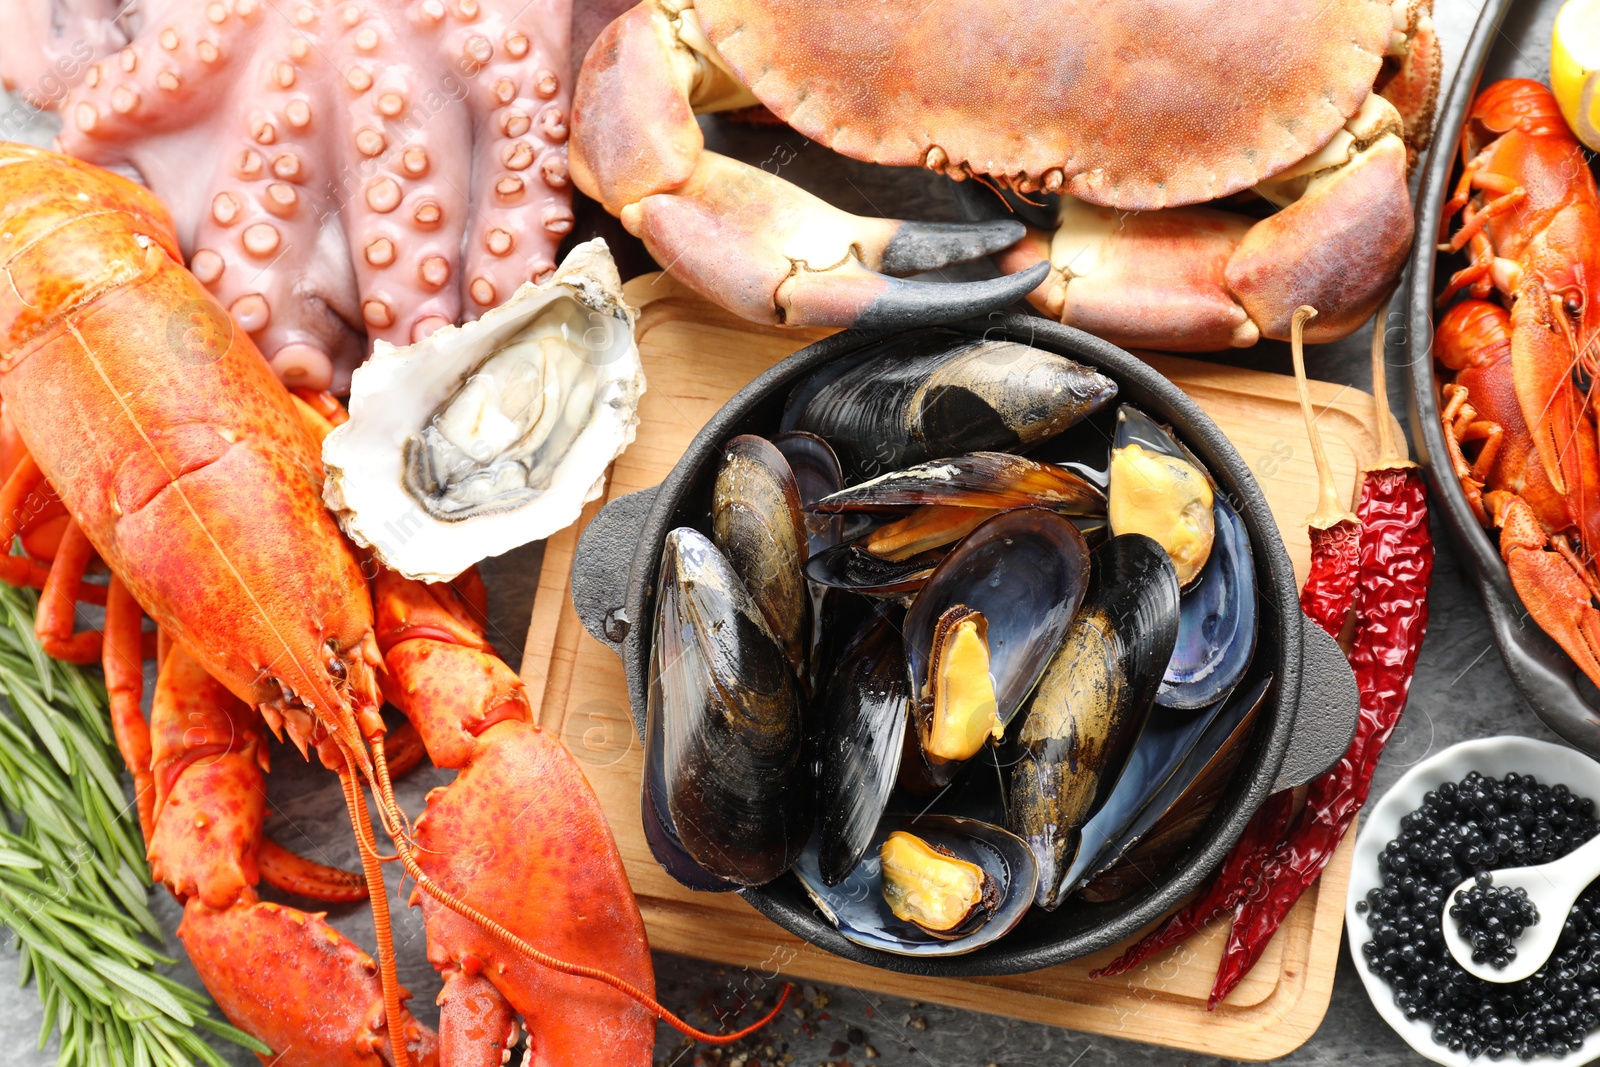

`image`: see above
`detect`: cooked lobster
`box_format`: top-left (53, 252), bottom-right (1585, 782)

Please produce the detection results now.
top-left (0, 141), bottom-right (777, 1065)
top-left (1436, 78), bottom-right (1600, 688)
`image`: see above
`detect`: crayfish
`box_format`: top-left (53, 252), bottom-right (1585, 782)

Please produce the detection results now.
top-left (1436, 78), bottom-right (1600, 690)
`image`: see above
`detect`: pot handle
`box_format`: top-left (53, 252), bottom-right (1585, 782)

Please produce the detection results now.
top-left (1273, 614), bottom-right (1361, 790)
top-left (571, 487), bottom-right (659, 658)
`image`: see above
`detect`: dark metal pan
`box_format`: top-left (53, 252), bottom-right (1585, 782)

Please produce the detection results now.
top-left (569, 314), bottom-right (1359, 977)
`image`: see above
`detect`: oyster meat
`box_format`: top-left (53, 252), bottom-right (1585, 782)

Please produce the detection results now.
top-left (323, 239), bottom-right (645, 582)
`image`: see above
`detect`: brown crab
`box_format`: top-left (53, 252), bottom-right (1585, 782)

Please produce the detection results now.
top-left (569, 0), bottom-right (1439, 348)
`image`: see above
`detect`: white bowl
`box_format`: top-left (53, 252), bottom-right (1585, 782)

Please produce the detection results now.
top-left (1347, 736), bottom-right (1600, 1067)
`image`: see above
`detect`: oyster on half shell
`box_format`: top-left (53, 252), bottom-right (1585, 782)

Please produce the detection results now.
top-left (323, 240), bottom-right (645, 582)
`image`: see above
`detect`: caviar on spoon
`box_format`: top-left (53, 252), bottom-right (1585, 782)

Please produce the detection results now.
top-left (1443, 825), bottom-right (1600, 983)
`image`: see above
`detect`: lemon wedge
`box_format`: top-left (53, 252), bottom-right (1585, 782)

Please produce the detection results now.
top-left (1554, 0), bottom-right (1600, 149)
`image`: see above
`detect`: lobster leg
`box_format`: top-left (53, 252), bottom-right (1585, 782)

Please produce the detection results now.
top-left (102, 577), bottom-right (155, 841)
top-left (35, 518), bottom-right (101, 663)
top-left (372, 569), bottom-right (655, 1067)
top-left (147, 642), bottom-right (439, 1067)
top-left (570, 0), bottom-right (1045, 328)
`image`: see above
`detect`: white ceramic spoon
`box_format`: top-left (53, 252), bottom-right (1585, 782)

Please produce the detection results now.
top-left (1442, 832), bottom-right (1600, 983)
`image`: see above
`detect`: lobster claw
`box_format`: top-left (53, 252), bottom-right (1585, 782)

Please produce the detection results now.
top-left (372, 569), bottom-right (656, 1067)
top-left (411, 719), bottom-right (656, 1067)
top-left (181, 897), bottom-right (440, 1067)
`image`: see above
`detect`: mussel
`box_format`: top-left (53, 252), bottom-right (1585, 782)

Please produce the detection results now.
top-left (879, 831), bottom-right (1002, 939)
top-left (771, 431), bottom-right (846, 693)
top-left (805, 540), bottom-right (945, 597)
top-left (792, 814), bottom-right (1037, 958)
top-left (1079, 681), bottom-right (1269, 902)
top-left (772, 431), bottom-right (846, 554)
top-left (1009, 534), bottom-right (1181, 909)
top-left (1158, 498), bottom-right (1257, 709)
top-left (813, 452), bottom-right (1105, 517)
top-left (903, 509), bottom-right (1090, 787)
top-left (648, 528), bottom-right (811, 886)
top-left (781, 330), bottom-right (1117, 482)
top-left (816, 607), bottom-right (911, 886)
top-left (711, 435), bottom-right (811, 679)
top-left (1058, 674), bottom-right (1272, 895)
top-left (1109, 406), bottom-right (1214, 587)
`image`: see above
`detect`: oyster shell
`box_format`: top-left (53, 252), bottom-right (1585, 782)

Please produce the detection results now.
top-left (323, 239), bottom-right (645, 582)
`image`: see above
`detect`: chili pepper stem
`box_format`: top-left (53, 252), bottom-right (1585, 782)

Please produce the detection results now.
top-left (1290, 306), bottom-right (1360, 531)
top-left (1291, 305), bottom-right (1363, 642)
top-left (1367, 301), bottom-right (1417, 472)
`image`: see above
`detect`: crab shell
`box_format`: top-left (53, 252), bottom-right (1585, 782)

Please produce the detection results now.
top-left (693, 0), bottom-right (1395, 209)
top-left (322, 239), bottom-right (645, 582)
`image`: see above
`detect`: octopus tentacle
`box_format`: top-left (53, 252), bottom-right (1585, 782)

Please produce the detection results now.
top-left (459, 1), bottom-right (573, 314)
top-left (25, 0), bottom-right (575, 391)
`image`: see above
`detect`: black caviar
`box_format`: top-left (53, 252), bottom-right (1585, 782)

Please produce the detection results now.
top-left (1451, 872), bottom-right (1540, 969)
top-left (1360, 771), bottom-right (1600, 1059)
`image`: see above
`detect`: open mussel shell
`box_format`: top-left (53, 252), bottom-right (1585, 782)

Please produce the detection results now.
top-left (1079, 680), bottom-right (1269, 901)
top-left (792, 814), bottom-right (1038, 958)
top-left (648, 528), bottom-right (811, 886)
top-left (903, 509), bottom-right (1090, 785)
top-left (712, 435), bottom-right (811, 679)
top-left (772, 431), bottom-right (845, 555)
top-left (780, 329), bottom-right (1117, 483)
top-left (812, 453), bottom-right (1105, 517)
top-left (1009, 534), bottom-right (1181, 909)
top-left (879, 831), bottom-right (1003, 939)
top-left (770, 432), bottom-right (845, 694)
top-left (1158, 498), bottom-right (1256, 709)
top-left (817, 607), bottom-right (912, 886)
top-left (1057, 674), bottom-right (1272, 895)
top-left (1109, 405), bottom-right (1215, 587)
top-left (806, 540), bottom-right (944, 597)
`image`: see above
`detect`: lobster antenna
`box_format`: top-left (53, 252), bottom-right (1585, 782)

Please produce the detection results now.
top-left (338, 752), bottom-right (413, 1067)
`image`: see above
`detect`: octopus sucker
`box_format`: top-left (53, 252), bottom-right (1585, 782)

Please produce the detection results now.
top-left (7, 0), bottom-right (575, 393)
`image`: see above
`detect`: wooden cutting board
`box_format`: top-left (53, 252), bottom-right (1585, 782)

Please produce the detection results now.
top-left (518, 273), bottom-right (1395, 1060)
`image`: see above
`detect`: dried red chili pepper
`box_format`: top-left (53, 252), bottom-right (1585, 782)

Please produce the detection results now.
top-left (1089, 789), bottom-right (1294, 978)
top-left (1091, 307), bottom-right (1368, 983)
top-left (1208, 315), bottom-right (1433, 1009)
top-left (1291, 308), bottom-right (1364, 639)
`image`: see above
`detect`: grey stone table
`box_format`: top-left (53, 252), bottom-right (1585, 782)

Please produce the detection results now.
top-left (0, 1), bottom-right (1550, 1063)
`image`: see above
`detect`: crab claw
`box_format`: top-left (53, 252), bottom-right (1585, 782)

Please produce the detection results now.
top-left (1227, 93), bottom-right (1415, 341)
top-left (997, 209), bottom-right (1259, 352)
top-left (622, 151), bottom-right (1043, 327)
top-left (1005, 93), bottom-right (1415, 347)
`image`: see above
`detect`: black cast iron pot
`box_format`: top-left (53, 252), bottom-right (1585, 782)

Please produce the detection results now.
top-left (1399, 0), bottom-right (1600, 755)
top-left (570, 313), bottom-right (1359, 977)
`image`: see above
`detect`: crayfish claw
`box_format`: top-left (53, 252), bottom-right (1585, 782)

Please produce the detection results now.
top-left (1496, 494), bottom-right (1600, 690)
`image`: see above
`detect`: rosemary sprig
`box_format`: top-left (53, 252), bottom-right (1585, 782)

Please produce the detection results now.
top-left (0, 583), bottom-right (268, 1065)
